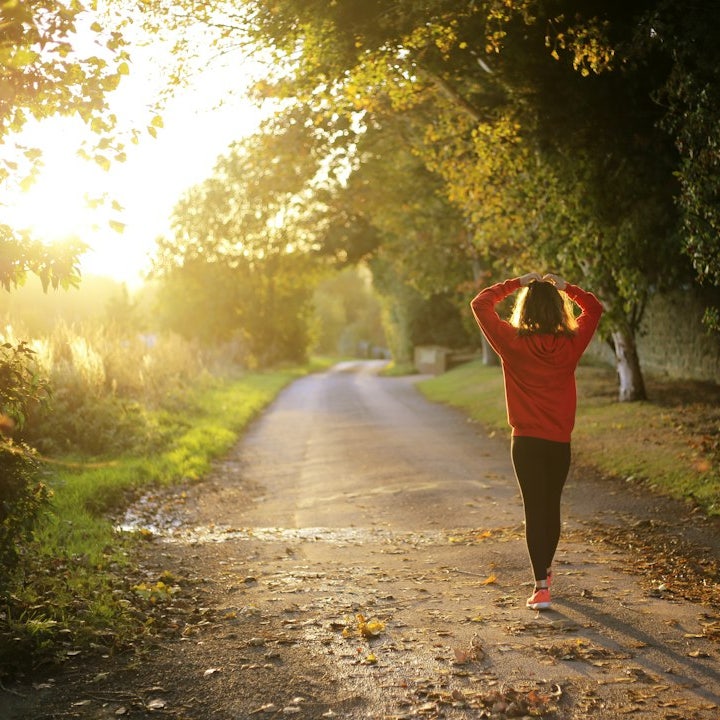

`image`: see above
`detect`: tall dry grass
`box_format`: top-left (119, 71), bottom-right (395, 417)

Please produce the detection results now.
top-left (0, 319), bottom-right (217, 456)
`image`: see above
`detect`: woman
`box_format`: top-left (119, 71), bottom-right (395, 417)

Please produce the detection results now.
top-left (470, 272), bottom-right (603, 610)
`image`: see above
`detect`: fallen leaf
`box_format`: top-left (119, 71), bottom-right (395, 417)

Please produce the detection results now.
top-left (250, 703), bottom-right (277, 714)
top-left (453, 648), bottom-right (472, 665)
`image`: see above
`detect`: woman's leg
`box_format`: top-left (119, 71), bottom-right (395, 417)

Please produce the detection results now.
top-left (539, 440), bottom-right (571, 574)
top-left (511, 436), bottom-right (571, 584)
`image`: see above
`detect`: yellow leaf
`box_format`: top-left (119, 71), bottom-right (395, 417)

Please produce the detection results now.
top-left (117, 61), bottom-right (130, 75)
top-left (481, 574), bottom-right (497, 585)
top-left (151, 115), bottom-right (164, 128)
top-left (359, 618), bottom-right (385, 638)
top-left (94, 154), bottom-right (111, 171)
top-left (364, 652), bottom-right (377, 664)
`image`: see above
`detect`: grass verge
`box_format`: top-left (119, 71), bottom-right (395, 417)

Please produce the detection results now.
top-left (1, 362), bottom-right (329, 679)
top-left (418, 360), bottom-right (720, 515)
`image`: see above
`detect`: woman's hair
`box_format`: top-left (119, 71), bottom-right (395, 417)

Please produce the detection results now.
top-left (510, 280), bottom-right (578, 336)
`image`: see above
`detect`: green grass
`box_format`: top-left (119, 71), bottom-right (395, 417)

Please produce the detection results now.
top-left (419, 360), bottom-right (720, 514)
top-left (418, 361), bottom-right (508, 431)
top-left (41, 368), bottom-right (308, 549)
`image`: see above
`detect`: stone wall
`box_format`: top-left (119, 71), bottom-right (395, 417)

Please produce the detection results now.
top-left (587, 288), bottom-right (720, 383)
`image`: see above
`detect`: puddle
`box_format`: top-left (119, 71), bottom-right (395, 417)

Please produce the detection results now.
top-left (117, 521), bottom-right (448, 546)
top-left (117, 488), bottom-right (465, 547)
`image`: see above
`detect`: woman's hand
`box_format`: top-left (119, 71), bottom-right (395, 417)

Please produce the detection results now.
top-left (543, 273), bottom-right (567, 290)
top-left (519, 272), bottom-right (543, 286)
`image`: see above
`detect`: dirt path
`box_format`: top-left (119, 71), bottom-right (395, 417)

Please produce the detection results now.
top-left (4, 361), bottom-right (720, 719)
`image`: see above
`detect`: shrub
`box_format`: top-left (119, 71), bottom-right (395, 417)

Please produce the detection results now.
top-left (19, 323), bottom-right (209, 455)
top-left (0, 341), bottom-right (52, 586)
top-left (0, 445), bottom-right (49, 579)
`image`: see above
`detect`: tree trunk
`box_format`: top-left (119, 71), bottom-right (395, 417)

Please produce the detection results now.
top-left (469, 246), bottom-right (499, 367)
top-left (610, 324), bottom-right (647, 402)
top-left (481, 336), bottom-right (500, 366)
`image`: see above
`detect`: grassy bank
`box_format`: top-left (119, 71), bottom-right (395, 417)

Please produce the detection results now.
top-left (1, 362), bottom-right (329, 678)
top-left (419, 360), bottom-right (720, 515)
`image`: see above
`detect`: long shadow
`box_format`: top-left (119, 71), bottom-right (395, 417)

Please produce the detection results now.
top-left (548, 596), bottom-right (720, 706)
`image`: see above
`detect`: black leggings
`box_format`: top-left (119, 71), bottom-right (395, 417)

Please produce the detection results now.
top-left (511, 436), bottom-right (571, 582)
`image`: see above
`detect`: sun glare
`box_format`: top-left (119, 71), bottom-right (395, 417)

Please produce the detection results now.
top-left (1, 30), bottom-right (271, 289)
top-left (2, 121), bottom-right (157, 288)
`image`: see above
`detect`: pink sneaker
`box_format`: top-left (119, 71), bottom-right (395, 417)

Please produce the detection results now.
top-left (526, 587), bottom-right (552, 610)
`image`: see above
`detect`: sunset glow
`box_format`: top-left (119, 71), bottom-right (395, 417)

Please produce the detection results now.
top-left (1, 39), bottom-right (269, 288)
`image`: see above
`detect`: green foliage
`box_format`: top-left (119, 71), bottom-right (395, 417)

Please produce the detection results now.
top-left (225, 0), bottom-right (706, 398)
top-left (1, 1), bottom-right (134, 297)
top-left (139, 0), bottom-right (720, 366)
top-left (314, 118), bottom-right (478, 357)
top-left (0, 339), bottom-right (50, 429)
top-left (0, 0), bottom-right (130, 182)
top-left (311, 266), bottom-right (386, 357)
top-left (637, 1), bottom-right (720, 323)
top-left (371, 257), bottom-right (472, 363)
top-left (153, 124), bottom-right (329, 366)
top-left (0, 231), bottom-right (87, 293)
top-left (0, 445), bottom-right (49, 580)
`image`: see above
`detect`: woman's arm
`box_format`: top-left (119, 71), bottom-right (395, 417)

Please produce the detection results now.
top-left (563, 282), bottom-right (604, 352)
top-left (470, 275), bottom-right (532, 354)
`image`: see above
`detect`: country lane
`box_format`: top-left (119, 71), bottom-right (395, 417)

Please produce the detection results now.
top-left (7, 360), bottom-right (719, 720)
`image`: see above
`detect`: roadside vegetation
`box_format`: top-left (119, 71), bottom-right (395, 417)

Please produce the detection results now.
top-left (0, 309), bottom-right (331, 681)
top-left (419, 360), bottom-right (720, 515)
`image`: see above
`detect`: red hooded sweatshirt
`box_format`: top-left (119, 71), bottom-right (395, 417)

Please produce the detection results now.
top-left (470, 278), bottom-right (603, 443)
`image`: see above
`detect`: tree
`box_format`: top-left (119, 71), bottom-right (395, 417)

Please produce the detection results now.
top-left (138, 0), bottom-right (717, 393)
top-left (232, 0), bottom-right (691, 399)
top-left (316, 116), bottom-right (479, 361)
top-left (1, 1), bottom-right (130, 184)
top-left (1, 0), bottom-right (133, 290)
top-left (311, 266), bottom-right (386, 357)
top-left (153, 121), bottom-right (328, 365)
top-left (633, 0), bottom-right (720, 329)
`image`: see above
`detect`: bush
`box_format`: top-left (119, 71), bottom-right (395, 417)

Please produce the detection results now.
top-left (17, 323), bottom-right (209, 456)
top-left (0, 341), bottom-right (52, 588)
top-left (0, 445), bottom-right (49, 579)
